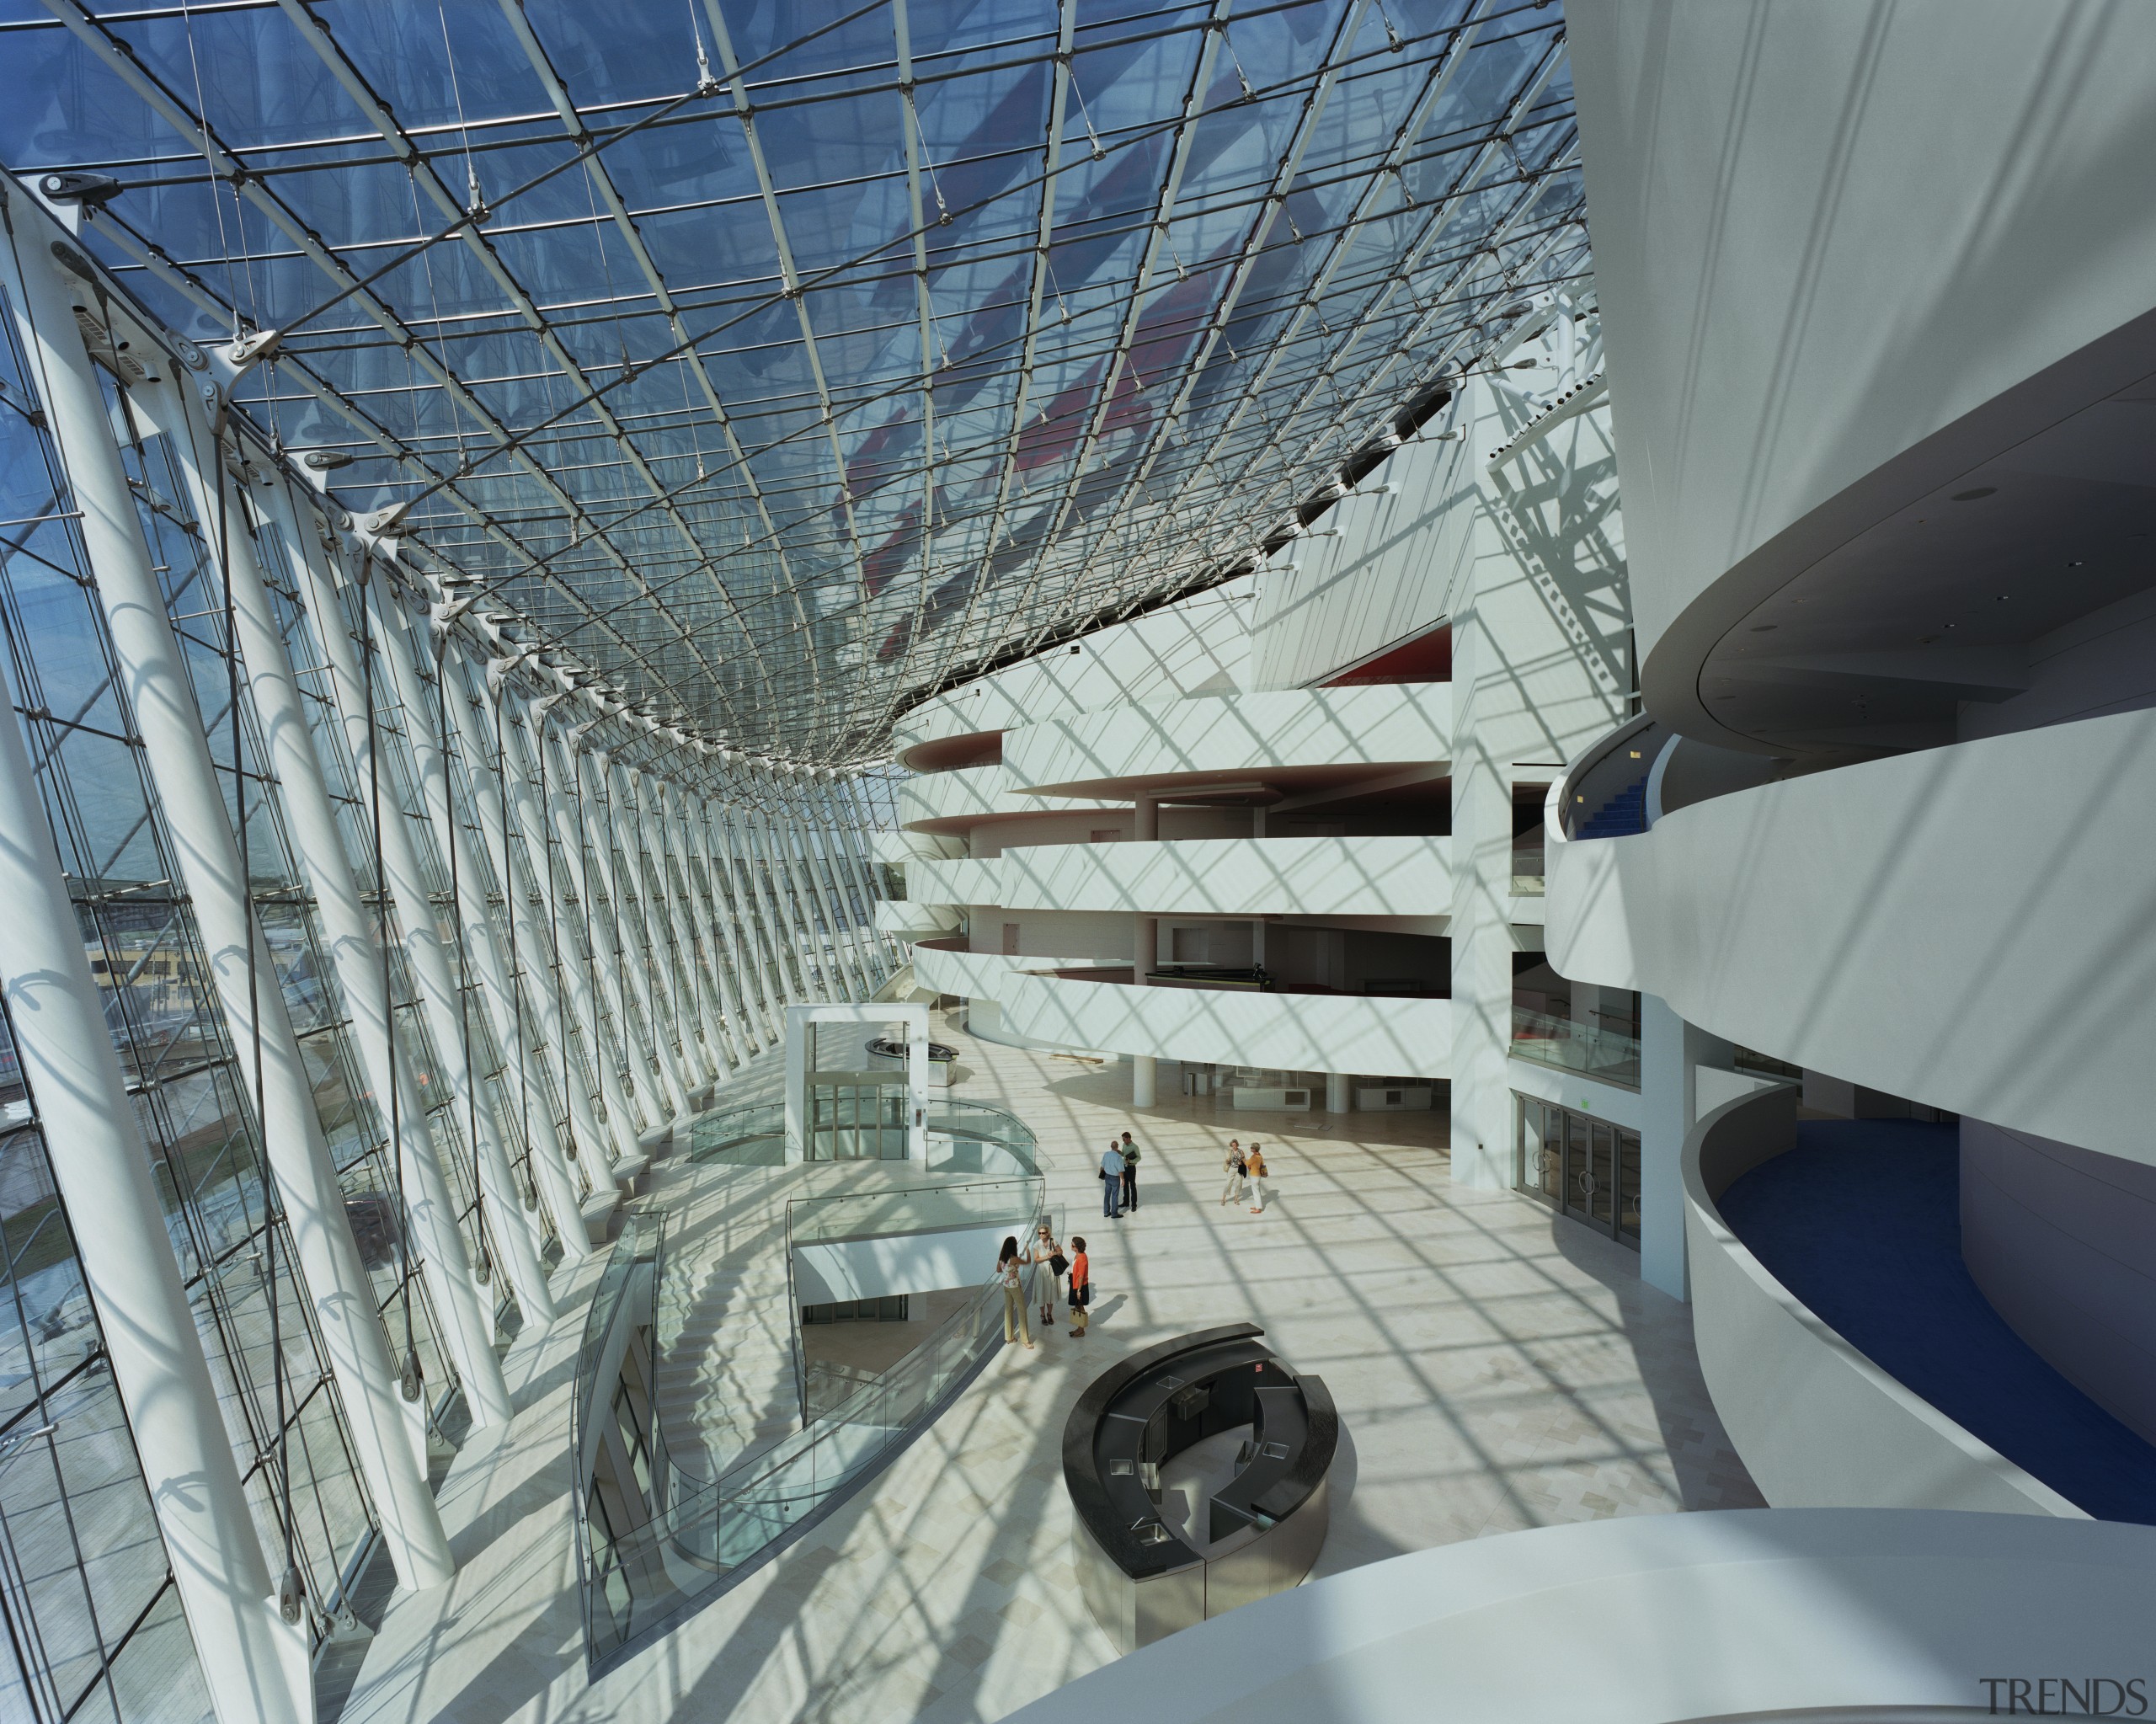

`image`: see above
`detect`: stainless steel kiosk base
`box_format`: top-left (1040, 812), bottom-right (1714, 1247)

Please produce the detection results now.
top-left (1063, 1324), bottom-right (1337, 1651)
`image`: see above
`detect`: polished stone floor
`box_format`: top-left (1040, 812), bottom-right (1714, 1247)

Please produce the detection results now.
top-left (336, 1009), bottom-right (1758, 1724)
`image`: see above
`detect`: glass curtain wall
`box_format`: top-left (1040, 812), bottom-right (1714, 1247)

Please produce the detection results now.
top-left (0, 257), bottom-right (895, 1723)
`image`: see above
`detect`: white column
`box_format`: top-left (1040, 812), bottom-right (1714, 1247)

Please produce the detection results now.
top-left (1639, 995), bottom-right (1734, 1302)
top-left (753, 779), bottom-right (822, 998)
top-left (784, 787), bottom-right (862, 1000)
top-left (570, 744), bottom-right (684, 1124)
top-left (517, 710), bottom-right (644, 1164)
top-left (825, 776), bottom-right (895, 974)
top-left (673, 780), bottom-right (745, 1070)
top-left (686, 793), bottom-right (763, 1055)
top-left (1326, 1071), bottom-right (1351, 1113)
top-left (599, 755), bottom-right (691, 1116)
top-left (1132, 1055), bottom-right (1156, 1108)
top-left (0, 655), bottom-right (309, 1724)
top-left (203, 479), bottom-right (513, 1429)
top-left (643, 774), bottom-right (727, 1083)
top-left (441, 649), bottom-right (606, 1241)
top-left (344, 581), bottom-right (558, 1316)
top-left (5, 240), bottom-right (454, 1590)
top-left (1449, 494), bottom-right (1515, 1190)
top-left (738, 802), bottom-right (804, 1006)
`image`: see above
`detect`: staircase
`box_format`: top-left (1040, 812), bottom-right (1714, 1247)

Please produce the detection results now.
top-left (1575, 773), bottom-right (1650, 838)
top-left (652, 1239), bottom-right (801, 1483)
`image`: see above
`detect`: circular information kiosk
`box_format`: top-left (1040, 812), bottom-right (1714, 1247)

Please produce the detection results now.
top-left (1062, 1323), bottom-right (1336, 1652)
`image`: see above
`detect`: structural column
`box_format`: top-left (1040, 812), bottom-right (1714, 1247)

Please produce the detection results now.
top-left (0, 649), bottom-right (309, 1724)
top-left (734, 801), bottom-right (803, 1007)
top-left (203, 477), bottom-right (514, 1428)
top-left (824, 775), bottom-right (894, 975)
top-left (1326, 1071), bottom-right (1351, 1114)
top-left (643, 773), bottom-right (729, 1083)
top-left (1638, 995), bottom-right (1734, 1302)
top-left (5, 239), bottom-right (454, 1590)
top-left (351, 577), bottom-right (564, 1310)
top-left (511, 704), bottom-right (643, 1165)
top-left (598, 755), bottom-right (692, 1115)
top-left (442, 648), bottom-right (607, 1237)
top-left (688, 792), bottom-right (766, 1053)
top-left (1448, 424), bottom-right (1516, 1190)
top-left (569, 742), bottom-right (685, 1124)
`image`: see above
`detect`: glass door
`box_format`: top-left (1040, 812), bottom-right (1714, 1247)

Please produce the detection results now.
top-left (1512, 1092), bottom-right (1640, 1252)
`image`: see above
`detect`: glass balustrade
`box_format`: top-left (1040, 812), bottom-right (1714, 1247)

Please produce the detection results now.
top-left (576, 1102), bottom-right (1046, 1666)
top-left (1509, 1006), bottom-right (1642, 1089)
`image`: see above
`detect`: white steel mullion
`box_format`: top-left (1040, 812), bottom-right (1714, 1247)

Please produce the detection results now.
top-left (364, 581), bottom-right (593, 1262)
top-left (0, 621), bottom-right (311, 1724)
top-left (3, 228), bottom-right (456, 1591)
top-left (183, 444), bottom-right (515, 1427)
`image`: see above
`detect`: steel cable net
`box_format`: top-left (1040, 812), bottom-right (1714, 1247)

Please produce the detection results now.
top-left (0, 0), bottom-right (1588, 766)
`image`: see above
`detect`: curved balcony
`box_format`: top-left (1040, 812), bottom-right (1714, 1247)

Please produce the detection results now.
top-left (1004, 683), bottom-right (1449, 798)
top-left (911, 939), bottom-right (1123, 1001)
top-left (905, 855), bottom-right (1003, 907)
top-left (1000, 969), bottom-right (1449, 1078)
top-left (1683, 1086), bottom-right (2079, 1517)
top-left (999, 835), bottom-right (1451, 920)
top-left (1547, 706), bottom-right (2156, 1168)
top-left (874, 898), bottom-right (958, 939)
top-left (1001, 1508), bottom-right (2156, 1724)
top-left (1687, 1083), bottom-right (2156, 1525)
top-left (897, 763), bottom-right (1123, 834)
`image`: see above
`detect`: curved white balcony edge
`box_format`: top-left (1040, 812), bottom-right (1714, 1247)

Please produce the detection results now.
top-left (913, 941), bottom-right (1451, 1076)
top-left (1005, 682), bottom-right (1450, 796)
top-left (1548, 707), bottom-right (2156, 1166)
top-left (906, 855), bottom-right (1004, 906)
top-left (899, 763), bottom-right (1125, 832)
top-left (1684, 1084), bottom-right (2079, 1519)
top-left (1004, 1508), bottom-right (2156, 1724)
top-left (999, 835), bottom-right (1452, 920)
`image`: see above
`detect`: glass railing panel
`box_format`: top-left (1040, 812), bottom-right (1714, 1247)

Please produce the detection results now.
top-left (579, 1104), bottom-right (1052, 1668)
top-left (1509, 1006), bottom-right (1642, 1089)
top-left (1512, 847), bottom-right (1546, 894)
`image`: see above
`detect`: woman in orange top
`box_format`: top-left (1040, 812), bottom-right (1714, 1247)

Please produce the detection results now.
top-left (1245, 1144), bottom-right (1270, 1214)
top-left (1067, 1237), bottom-right (1091, 1337)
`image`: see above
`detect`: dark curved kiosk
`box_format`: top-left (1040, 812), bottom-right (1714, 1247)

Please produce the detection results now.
top-left (1062, 1324), bottom-right (1337, 1651)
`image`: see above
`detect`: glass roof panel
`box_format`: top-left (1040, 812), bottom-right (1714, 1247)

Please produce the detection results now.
top-left (1, 0), bottom-right (1589, 764)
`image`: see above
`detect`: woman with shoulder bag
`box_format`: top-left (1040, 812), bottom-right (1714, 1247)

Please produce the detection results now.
top-left (1219, 1139), bottom-right (1246, 1207)
top-left (1032, 1221), bottom-right (1065, 1330)
top-left (996, 1236), bottom-right (1034, 1350)
top-left (1067, 1237), bottom-right (1091, 1337)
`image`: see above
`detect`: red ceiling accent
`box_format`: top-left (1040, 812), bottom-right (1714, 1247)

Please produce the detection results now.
top-left (1322, 623), bottom-right (1452, 686)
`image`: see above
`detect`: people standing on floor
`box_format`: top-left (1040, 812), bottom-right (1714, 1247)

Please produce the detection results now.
top-left (1100, 1139), bottom-right (1125, 1219)
top-left (1031, 1220), bottom-right (1065, 1330)
top-left (1246, 1143), bottom-right (1270, 1214)
top-left (1068, 1236), bottom-right (1091, 1337)
top-left (996, 1236), bottom-right (1034, 1350)
top-left (1219, 1139), bottom-right (1247, 1207)
top-left (1119, 1129), bottom-right (1140, 1213)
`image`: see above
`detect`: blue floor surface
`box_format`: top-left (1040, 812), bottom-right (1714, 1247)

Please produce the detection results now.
top-left (1717, 1118), bottom-right (2156, 1524)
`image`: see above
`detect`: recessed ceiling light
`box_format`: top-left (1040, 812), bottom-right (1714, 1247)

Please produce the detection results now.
top-left (1951, 487), bottom-right (1997, 501)
top-left (2068, 560), bottom-right (2085, 568)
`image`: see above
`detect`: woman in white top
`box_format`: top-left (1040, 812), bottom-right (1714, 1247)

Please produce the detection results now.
top-left (1029, 1221), bottom-right (1063, 1330)
top-left (996, 1237), bottom-right (1035, 1349)
top-left (1219, 1139), bottom-right (1247, 1207)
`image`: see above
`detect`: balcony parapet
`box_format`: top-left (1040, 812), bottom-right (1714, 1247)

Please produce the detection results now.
top-left (1006, 682), bottom-right (1450, 798)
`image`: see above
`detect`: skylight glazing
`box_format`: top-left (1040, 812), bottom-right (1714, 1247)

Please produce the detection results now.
top-left (0, 0), bottom-right (1588, 764)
